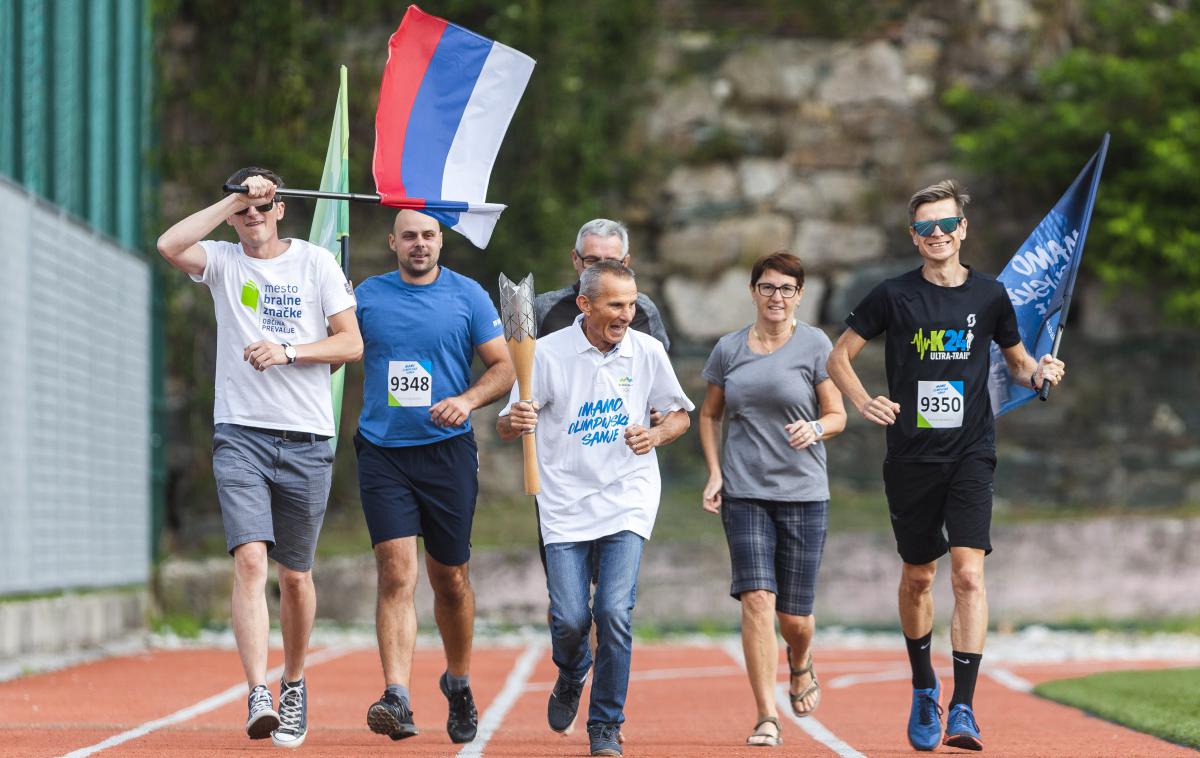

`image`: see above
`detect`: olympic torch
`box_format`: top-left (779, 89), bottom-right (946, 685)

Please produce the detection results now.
top-left (499, 273), bottom-right (540, 495)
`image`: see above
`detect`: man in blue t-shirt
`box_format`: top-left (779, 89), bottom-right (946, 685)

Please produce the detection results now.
top-left (355, 209), bottom-right (515, 745)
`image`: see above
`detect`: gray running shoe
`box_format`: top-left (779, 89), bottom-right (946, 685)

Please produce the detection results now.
top-left (245, 684), bottom-right (278, 739)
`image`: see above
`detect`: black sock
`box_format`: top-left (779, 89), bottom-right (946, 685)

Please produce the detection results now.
top-left (905, 632), bottom-right (937, 690)
top-left (949, 651), bottom-right (982, 708)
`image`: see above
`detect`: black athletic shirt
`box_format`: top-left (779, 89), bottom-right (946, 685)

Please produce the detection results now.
top-left (846, 267), bottom-right (1021, 462)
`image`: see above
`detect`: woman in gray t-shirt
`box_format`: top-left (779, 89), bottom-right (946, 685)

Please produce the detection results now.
top-left (698, 251), bottom-right (847, 747)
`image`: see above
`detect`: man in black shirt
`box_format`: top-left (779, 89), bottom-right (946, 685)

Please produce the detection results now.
top-left (827, 180), bottom-right (1065, 752)
top-left (534, 219), bottom-right (670, 350)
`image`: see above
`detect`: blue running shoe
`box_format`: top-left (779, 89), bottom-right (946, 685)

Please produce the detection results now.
top-left (907, 677), bottom-right (943, 751)
top-left (943, 703), bottom-right (983, 751)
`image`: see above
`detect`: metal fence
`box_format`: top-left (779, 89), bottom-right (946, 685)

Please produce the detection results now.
top-left (0, 178), bottom-right (151, 593)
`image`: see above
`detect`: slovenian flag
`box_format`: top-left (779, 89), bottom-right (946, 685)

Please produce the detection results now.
top-left (373, 5), bottom-right (535, 248)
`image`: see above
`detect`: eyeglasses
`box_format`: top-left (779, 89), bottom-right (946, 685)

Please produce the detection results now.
top-left (234, 199), bottom-right (276, 216)
top-left (911, 216), bottom-right (963, 236)
top-left (754, 282), bottom-right (799, 298)
top-left (574, 251), bottom-right (626, 267)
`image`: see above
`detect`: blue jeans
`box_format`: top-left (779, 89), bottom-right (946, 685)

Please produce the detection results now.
top-left (544, 530), bottom-right (645, 726)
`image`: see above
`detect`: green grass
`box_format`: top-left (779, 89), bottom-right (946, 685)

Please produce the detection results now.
top-left (1035, 667), bottom-right (1200, 749)
top-left (1019, 615), bottom-right (1200, 635)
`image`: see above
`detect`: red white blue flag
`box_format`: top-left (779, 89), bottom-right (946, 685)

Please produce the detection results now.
top-left (373, 5), bottom-right (535, 248)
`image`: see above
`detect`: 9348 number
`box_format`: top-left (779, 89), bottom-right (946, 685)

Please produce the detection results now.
top-left (390, 376), bottom-right (430, 392)
top-left (919, 396), bottom-right (961, 413)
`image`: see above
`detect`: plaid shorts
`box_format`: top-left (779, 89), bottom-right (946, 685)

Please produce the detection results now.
top-left (721, 497), bottom-right (829, 617)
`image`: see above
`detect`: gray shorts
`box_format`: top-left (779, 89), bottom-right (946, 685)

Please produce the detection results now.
top-left (212, 423), bottom-right (334, 571)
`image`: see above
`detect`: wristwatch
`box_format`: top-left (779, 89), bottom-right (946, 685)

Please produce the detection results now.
top-left (283, 343), bottom-right (297, 365)
top-left (810, 420), bottom-right (825, 439)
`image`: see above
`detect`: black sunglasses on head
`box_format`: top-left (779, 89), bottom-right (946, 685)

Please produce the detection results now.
top-left (234, 199), bottom-right (276, 216)
top-left (911, 216), bottom-right (963, 236)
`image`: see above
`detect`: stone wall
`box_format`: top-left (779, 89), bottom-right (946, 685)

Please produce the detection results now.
top-left (636, 1), bottom-right (1067, 341)
top-left (155, 516), bottom-right (1200, 628)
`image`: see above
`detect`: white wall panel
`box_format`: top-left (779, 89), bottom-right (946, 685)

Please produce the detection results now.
top-left (0, 178), bottom-right (150, 593)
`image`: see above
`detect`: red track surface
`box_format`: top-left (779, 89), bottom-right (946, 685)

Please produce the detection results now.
top-left (1, 643), bottom-right (1194, 757)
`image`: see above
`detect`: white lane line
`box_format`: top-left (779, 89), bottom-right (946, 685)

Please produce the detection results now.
top-left (457, 641), bottom-right (546, 758)
top-left (719, 639), bottom-right (866, 758)
top-left (58, 645), bottom-right (354, 758)
top-left (986, 665), bottom-right (1034, 692)
top-left (773, 684), bottom-right (868, 758)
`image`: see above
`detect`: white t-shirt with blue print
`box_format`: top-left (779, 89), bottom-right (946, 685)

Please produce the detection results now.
top-left (501, 315), bottom-right (695, 545)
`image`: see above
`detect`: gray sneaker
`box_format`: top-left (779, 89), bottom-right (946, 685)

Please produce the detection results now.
top-left (245, 684), bottom-right (279, 739)
top-left (271, 677), bottom-right (308, 749)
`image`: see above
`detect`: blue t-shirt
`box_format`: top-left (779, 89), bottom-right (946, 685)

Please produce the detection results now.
top-left (356, 267), bottom-right (503, 447)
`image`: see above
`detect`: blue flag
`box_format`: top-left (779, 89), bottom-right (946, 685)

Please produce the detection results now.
top-left (988, 133), bottom-right (1110, 416)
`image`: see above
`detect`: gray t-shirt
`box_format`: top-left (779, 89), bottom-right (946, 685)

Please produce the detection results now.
top-left (702, 323), bottom-right (833, 502)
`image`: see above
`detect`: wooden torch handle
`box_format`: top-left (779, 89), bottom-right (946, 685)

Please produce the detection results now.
top-left (521, 433), bottom-right (540, 495)
top-left (507, 335), bottom-right (540, 495)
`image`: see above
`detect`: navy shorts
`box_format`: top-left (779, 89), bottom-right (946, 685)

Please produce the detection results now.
top-left (212, 423), bottom-right (333, 572)
top-left (721, 497), bottom-right (829, 617)
top-left (355, 431), bottom-right (479, 566)
top-left (883, 452), bottom-right (996, 565)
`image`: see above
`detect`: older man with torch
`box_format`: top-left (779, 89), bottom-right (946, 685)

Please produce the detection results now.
top-left (498, 260), bottom-right (693, 758)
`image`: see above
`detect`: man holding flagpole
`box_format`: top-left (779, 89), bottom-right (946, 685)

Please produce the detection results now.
top-left (156, 168), bottom-right (362, 748)
top-left (827, 180), bottom-right (1065, 752)
top-left (355, 209), bottom-right (515, 744)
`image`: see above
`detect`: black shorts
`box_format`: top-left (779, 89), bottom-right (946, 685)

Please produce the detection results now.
top-left (355, 431), bottom-right (478, 566)
top-left (882, 452), bottom-right (996, 565)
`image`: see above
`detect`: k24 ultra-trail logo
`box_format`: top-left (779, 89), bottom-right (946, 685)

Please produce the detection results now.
top-left (912, 315), bottom-right (975, 361)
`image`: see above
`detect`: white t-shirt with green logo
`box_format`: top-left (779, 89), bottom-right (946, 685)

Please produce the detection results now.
top-left (193, 239), bottom-right (356, 435)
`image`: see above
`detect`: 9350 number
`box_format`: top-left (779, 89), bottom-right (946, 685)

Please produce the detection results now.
top-left (919, 396), bottom-right (961, 413)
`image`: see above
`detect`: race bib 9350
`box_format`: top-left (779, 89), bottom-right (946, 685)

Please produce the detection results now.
top-left (917, 380), bottom-right (964, 428)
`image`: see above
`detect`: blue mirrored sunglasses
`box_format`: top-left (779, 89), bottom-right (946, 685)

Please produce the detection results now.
top-left (911, 216), bottom-right (963, 236)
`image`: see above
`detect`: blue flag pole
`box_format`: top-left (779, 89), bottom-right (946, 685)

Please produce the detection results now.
top-left (1038, 133), bottom-right (1110, 401)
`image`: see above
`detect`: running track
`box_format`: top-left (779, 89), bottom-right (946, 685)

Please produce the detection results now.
top-left (1, 640), bottom-right (1194, 757)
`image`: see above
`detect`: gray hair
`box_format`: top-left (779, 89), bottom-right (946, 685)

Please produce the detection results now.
top-left (579, 259), bottom-right (635, 300)
top-left (574, 218), bottom-right (629, 258)
top-left (907, 179), bottom-right (970, 223)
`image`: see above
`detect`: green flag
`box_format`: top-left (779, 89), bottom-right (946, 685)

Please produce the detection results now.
top-left (308, 66), bottom-right (351, 452)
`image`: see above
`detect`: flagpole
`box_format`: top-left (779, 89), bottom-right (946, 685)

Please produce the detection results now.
top-left (1038, 132), bottom-right (1110, 401)
top-left (225, 183), bottom-right (382, 204)
top-left (223, 184), bottom-right (506, 216)
top-left (340, 234), bottom-right (349, 280)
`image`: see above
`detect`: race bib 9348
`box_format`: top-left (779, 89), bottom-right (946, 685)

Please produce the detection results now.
top-left (388, 360), bottom-right (432, 407)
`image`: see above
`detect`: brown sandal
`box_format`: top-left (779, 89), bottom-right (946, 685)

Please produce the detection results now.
top-left (746, 715), bottom-right (783, 747)
top-left (786, 645), bottom-right (821, 717)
